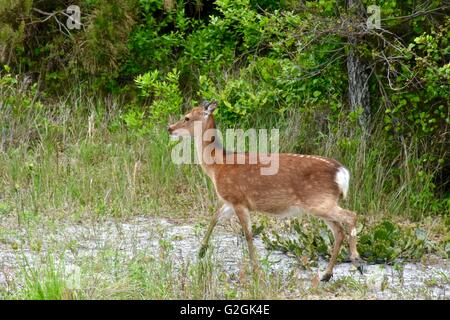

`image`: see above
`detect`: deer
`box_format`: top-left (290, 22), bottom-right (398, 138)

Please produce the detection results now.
top-left (167, 100), bottom-right (364, 281)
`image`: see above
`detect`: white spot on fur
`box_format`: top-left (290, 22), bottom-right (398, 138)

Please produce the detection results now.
top-left (312, 156), bottom-right (330, 164)
top-left (288, 153), bottom-right (333, 164)
top-left (219, 204), bottom-right (235, 221)
top-left (335, 167), bottom-right (350, 199)
top-left (351, 228), bottom-right (357, 237)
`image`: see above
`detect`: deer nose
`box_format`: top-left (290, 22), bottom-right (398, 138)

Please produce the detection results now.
top-left (167, 125), bottom-right (173, 133)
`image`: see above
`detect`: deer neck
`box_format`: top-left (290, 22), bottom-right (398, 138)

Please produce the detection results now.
top-left (194, 116), bottom-right (223, 177)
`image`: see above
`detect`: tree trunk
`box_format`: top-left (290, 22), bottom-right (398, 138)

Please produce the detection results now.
top-left (346, 0), bottom-right (371, 127)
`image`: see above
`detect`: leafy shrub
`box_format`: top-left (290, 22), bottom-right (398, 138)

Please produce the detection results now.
top-left (79, 0), bottom-right (138, 89)
top-left (1, 0), bottom-right (138, 92)
top-left (2, 0), bottom-right (449, 217)
top-left (358, 220), bottom-right (433, 263)
top-left (261, 218), bottom-right (337, 269)
top-left (125, 68), bottom-right (183, 134)
top-left (262, 218), bottom-right (446, 266)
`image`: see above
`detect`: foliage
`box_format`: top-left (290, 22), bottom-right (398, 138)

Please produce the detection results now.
top-left (0, 0), bottom-right (448, 237)
top-left (0, 0), bottom-right (138, 92)
top-left (261, 218), bottom-right (334, 269)
top-left (1, 1), bottom-right (449, 298)
top-left (261, 217), bottom-right (449, 266)
top-left (134, 68), bottom-right (183, 125)
top-left (358, 220), bottom-right (435, 263)
top-left (119, 67), bottom-right (184, 136)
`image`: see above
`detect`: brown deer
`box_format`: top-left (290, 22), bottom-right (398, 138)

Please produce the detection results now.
top-left (168, 100), bottom-right (363, 281)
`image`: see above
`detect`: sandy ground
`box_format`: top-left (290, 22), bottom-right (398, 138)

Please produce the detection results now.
top-left (0, 216), bottom-right (449, 299)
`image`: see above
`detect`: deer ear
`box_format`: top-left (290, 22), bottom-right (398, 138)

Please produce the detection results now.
top-left (201, 100), bottom-right (210, 110)
top-left (207, 101), bottom-right (218, 112)
top-left (203, 100), bottom-right (218, 118)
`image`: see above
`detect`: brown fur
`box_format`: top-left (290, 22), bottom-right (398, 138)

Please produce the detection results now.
top-left (168, 103), bottom-right (363, 281)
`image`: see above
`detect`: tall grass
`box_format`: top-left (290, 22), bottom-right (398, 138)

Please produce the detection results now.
top-left (4, 242), bottom-right (293, 300)
top-left (1, 79), bottom-right (448, 300)
top-left (0, 80), bottom-right (446, 224)
top-left (0, 89), bottom-right (215, 221)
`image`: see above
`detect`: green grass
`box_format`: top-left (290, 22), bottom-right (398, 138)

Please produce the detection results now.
top-left (0, 83), bottom-right (447, 222)
top-left (0, 85), bottom-right (448, 300)
top-left (3, 220), bottom-right (446, 300)
top-left (1, 233), bottom-right (299, 300)
top-left (0, 97), bottom-right (215, 221)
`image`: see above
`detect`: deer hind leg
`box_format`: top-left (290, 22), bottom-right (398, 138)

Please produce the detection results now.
top-left (332, 207), bottom-right (364, 273)
top-left (234, 205), bottom-right (259, 271)
top-left (198, 204), bottom-right (235, 258)
top-left (321, 220), bottom-right (345, 282)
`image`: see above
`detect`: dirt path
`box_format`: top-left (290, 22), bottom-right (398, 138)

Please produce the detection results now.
top-left (0, 216), bottom-right (449, 299)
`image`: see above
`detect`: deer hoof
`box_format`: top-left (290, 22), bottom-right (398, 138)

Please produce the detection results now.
top-left (321, 273), bottom-right (333, 282)
top-left (357, 265), bottom-right (364, 274)
top-left (352, 257), bottom-right (365, 275)
top-left (198, 246), bottom-right (207, 259)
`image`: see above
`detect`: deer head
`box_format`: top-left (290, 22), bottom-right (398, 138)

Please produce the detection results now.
top-left (167, 100), bottom-right (218, 137)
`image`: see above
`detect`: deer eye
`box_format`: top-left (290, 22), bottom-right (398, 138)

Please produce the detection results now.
top-left (184, 117), bottom-right (190, 121)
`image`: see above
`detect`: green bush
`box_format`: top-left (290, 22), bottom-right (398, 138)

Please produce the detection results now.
top-left (261, 218), bottom-right (447, 266)
top-left (133, 68), bottom-right (183, 129)
top-left (1, 0), bottom-right (448, 220)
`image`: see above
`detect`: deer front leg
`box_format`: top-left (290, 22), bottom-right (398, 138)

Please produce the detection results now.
top-left (321, 220), bottom-right (345, 282)
top-left (198, 204), bottom-right (234, 258)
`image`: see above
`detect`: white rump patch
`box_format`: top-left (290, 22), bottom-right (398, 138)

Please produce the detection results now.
top-left (335, 167), bottom-right (350, 199)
